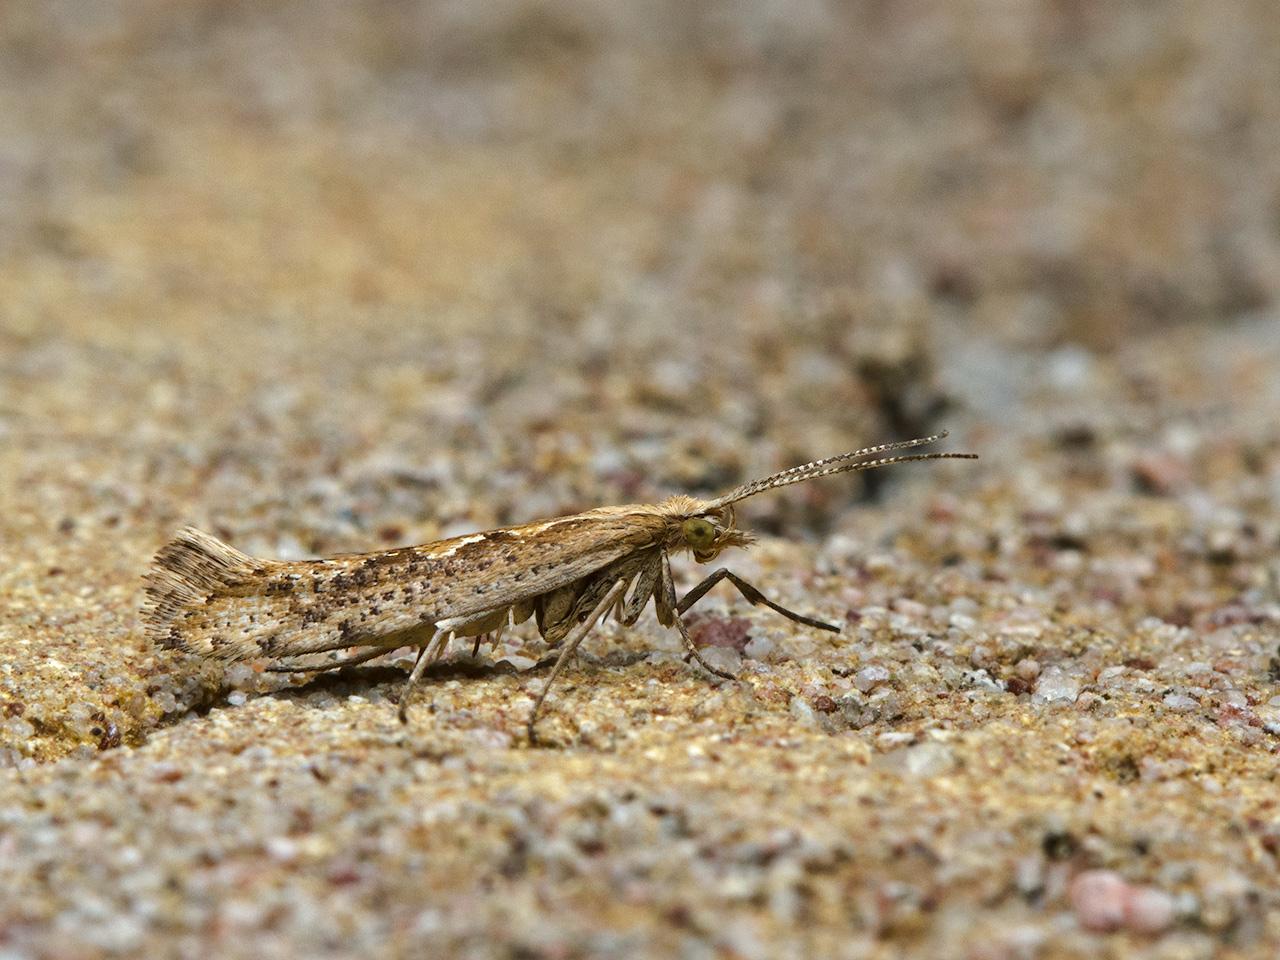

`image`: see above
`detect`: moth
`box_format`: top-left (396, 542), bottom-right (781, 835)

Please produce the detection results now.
top-left (144, 432), bottom-right (975, 741)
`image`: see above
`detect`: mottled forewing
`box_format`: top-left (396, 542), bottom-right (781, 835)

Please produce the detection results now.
top-left (178, 510), bottom-right (669, 659)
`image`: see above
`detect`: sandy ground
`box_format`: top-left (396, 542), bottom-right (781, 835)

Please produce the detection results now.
top-left (2, 3), bottom-right (1280, 958)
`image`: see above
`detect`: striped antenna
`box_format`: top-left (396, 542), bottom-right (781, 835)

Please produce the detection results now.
top-left (708, 431), bottom-right (977, 508)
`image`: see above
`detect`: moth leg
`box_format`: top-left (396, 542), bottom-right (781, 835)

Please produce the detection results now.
top-left (527, 578), bottom-right (628, 746)
top-left (660, 552), bottom-right (736, 681)
top-left (677, 567), bottom-right (840, 633)
top-left (438, 607), bottom-right (507, 659)
top-left (467, 624), bottom-right (504, 658)
top-left (267, 645), bottom-right (395, 673)
top-left (426, 629), bottom-right (452, 664)
top-left (397, 628), bottom-right (440, 724)
top-left (619, 555), bottom-right (662, 626)
top-left (488, 623), bottom-right (505, 654)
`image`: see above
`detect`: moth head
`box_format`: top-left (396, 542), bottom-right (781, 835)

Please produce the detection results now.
top-left (679, 506), bottom-right (753, 563)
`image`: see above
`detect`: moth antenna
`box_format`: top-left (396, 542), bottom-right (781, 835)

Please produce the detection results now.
top-left (708, 432), bottom-right (977, 507)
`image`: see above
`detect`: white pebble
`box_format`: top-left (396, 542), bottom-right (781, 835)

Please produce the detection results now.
top-left (4, 718), bottom-right (35, 740)
top-left (789, 697), bottom-right (820, 728)
top-left (225, 662), bottom-right (257, 686)
top-left (894, 598), bottom-right (928, 619)
top-left (887, 741), bottom-right (957, 778)
top-left (854, 665), bottom-right (891, 693)
top-left (265, 836), bottom-right (298, 863)
top-left (1219, 689), bottom-right (1249, 708)
top-left (1015, 658), bottom-right (1041, 681)
top-left (1162, 693), bottom-right (1198, 712)
top-left (152, 690), bottom-right (178, 713)
top-left (1125, 886), bottom-right (1175, 934)
top-left (1032, 666), bottom-right (1079, 705)
top-left (699, 646), bottom-right (742, 675)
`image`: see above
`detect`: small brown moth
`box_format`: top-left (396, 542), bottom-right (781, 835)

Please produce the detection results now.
top-left (144, 432), bottom-right (975, 741)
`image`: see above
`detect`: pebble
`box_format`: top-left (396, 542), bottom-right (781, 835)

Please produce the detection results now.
top-left (893, 598), bottom-right (928, 619)
top-left (1070, 871), bottom-right (1127, 932)
top-left (265, 837), bottom-right (299, 864)
top-left (1069, 870), bottom-right (1176, 935)
top-left (962, 669), bottom-right (1004, 693)
top-left (1125, 887), bottom-right (1176, 933)
top-left (1032, 666), bottom-right (1079, 705)
top-left (789, 697), bottom-right (820, 729)
top-left (1162, 693), bottom-right (1198, 712)
top-left (692, 617), bottom-right (753, 651)
top-left (699, 646), bottom-right (743, 675)
top-left (879, 741), bottom-right (957, 779)
top-left (1213, 691), bottom-right (1244, 716)
top-left (854, 665), bottom-right (891, 693)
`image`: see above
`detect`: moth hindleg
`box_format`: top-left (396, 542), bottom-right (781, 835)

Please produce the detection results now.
top-left (266, 645), bottom-right (398, 673)
top-left (470, 623), bottom-right (505, 658)
top-left (677, 567), bottom-right (839, 633)
top-left (527, 578), bottom-right (628, 745)
top-left (397, 626), bottom-right (441, 724)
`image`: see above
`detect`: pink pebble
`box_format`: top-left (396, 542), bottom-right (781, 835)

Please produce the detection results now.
top-left (1069, 870), bottom-right (1127, 932)
top-left (1070, 871), bottom-right (1176, 936)
top-left (1124, 886), bottom-right (1175, 934)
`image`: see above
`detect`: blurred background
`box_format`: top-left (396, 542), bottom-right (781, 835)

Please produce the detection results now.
top-left (4, 0), bottom-right (1279, 552)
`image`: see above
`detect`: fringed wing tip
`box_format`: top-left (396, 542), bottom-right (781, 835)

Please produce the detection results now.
top-left (141, 526), bottom-right (256, 652)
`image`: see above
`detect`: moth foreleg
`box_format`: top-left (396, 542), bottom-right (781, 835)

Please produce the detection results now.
top-left (677, 567), bottom-right (840, 633)
top-left (527, 578), bottom-right (628, 746)
top-left (660, 552), bottom-right (736, 682)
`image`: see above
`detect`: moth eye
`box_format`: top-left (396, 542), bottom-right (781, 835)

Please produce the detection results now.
top-left (682, 517), bottom-right (716, 549)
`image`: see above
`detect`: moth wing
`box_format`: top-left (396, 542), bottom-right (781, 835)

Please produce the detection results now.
top-left (425, 509), bottom-right (670, 621)
top-left (145, 510), bottom-right (670, 661)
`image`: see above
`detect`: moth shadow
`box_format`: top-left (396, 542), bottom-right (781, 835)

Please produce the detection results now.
top-left (271, 655), bottom-right (532, 704)
top-left (271, 647), bottom-right (657, 705)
